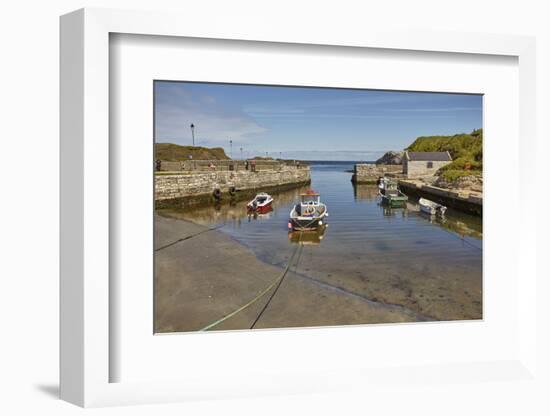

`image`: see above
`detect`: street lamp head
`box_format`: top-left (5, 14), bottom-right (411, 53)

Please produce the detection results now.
top-left (190, 123), bottom-right (194, 129)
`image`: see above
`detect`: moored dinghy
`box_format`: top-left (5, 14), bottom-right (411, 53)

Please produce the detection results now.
top-left (419, 197), bottom-right (447, 216)
top-left (288, 189), bottom-right (328, 231)
top-left (247, 192), bottom-right (274, 214)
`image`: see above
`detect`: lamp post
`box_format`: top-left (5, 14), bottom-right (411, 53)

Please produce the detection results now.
top-left (240, 147), bottom-right (243, 160)
top-left (229, 139), bottom-right (233, 159)
top-left (190, 123), bottom-right (195, 146)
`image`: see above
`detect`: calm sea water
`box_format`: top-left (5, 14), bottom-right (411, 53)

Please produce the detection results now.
top-left (160, 161), bottom-right (483, 321)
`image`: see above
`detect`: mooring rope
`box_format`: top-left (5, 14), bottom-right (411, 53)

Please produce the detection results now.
top-left (155, 223), bottom-right (226, 252)
top-left (199, 240), bottom-right (302, 331)
top-left (198, 216), bottom-right (318, 331)
top-left (250, 242), bottom-right (304, 329)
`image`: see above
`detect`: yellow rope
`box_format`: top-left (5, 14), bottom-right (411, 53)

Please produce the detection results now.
top-left (199, 241), bottom-right (302, 331)
top-left (199, 216), bottom-right (319, 331)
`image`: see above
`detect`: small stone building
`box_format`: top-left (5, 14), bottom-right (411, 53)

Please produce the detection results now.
top-left (403, 151), bottom-right (452, 178)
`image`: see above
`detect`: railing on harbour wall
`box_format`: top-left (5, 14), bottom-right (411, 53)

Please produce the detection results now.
top-left (156, 159), bottom-right (308, 172)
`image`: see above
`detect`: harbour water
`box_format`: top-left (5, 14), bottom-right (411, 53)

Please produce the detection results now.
top-left (158, 161), bottom-right (482, 322)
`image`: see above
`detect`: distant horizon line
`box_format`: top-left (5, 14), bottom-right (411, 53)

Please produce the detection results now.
top-left (155, 141), bottom-right (397, 153)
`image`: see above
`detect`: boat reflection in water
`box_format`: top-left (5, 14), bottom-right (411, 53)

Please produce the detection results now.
top-left (288, 224), bottom-right (327, 245)
top-left (415, 206), bottom-right (482, 239)
top-left (161, 185), bottom-right (309, 228)
top-left (247, 205), bottom-right (273, 222)
top-left (379, 203), bottom-right (409, 219)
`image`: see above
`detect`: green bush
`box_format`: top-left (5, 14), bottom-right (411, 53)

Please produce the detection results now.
top-left (155, 143), bottom-right (230, 161)
top-left (406, 130), bottom-right (482, 160)
top-left (406, 129), bottom-right (483, 177)
top-left (438, 156), bottom-right (482, 173)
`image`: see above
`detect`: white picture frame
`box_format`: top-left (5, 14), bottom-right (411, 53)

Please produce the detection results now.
top-left (60, 8), bottom-right (538, 408)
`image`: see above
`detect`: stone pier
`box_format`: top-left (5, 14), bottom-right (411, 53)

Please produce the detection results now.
top-left (351, 163), bottom-right (403, 184)
top-left (398, 179), bottom-right (482, 216)
top-left (155, 164), bottom-right (311, 209)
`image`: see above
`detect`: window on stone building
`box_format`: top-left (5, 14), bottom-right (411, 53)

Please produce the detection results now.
top-left (427, 161), bottom-right (433, 168)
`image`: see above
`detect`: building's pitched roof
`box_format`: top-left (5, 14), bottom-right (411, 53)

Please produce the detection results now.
top-left (405, 151), bottom-right (452, 161)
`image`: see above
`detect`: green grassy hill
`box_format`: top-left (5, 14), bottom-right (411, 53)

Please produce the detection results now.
top-left (155, 143), bottom-right (230, 161)
top-left (406, 129), bottom-right (482, 180)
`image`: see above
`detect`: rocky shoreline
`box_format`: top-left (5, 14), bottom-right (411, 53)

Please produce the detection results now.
top-left (433, 174), bottom-right (483, 195)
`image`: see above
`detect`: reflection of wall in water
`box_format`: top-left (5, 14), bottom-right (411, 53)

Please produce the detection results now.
top-left (161, 185), bottom-right (310, 226)
top-left (353, 184), bottom-right (379, 201)
top-left (156, 166), bottom-right (311, 208)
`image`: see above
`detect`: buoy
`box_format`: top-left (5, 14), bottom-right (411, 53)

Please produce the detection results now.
top-left (287, 222), bottom-right (293, 229)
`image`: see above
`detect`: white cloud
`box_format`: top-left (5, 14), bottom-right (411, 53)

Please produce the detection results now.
top-left (155, 83), bottom-right (267, 145)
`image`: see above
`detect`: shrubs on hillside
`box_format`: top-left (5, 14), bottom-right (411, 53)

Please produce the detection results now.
top-left (406, 129), bottom-right (483, 179)
top-left (155, 143), bottom-right (230, 161)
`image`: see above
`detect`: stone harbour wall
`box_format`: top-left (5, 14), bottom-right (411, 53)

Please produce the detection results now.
top-left (155, 166), bottom-right (311, 209)
top-left (157, 159), bottom-right (304, 172)
top-left (398, 179), bottom-right (482, 216)
top-left (351, 164), bottom-right (403, 184)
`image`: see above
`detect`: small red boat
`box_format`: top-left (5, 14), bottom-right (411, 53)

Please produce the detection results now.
top-left (247, 192), bottom-right (274, 214)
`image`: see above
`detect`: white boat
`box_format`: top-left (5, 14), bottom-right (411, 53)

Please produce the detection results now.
top-left (246, 192), bottom-right (274, 213)
top-left (288, 190), bottom-right (328, 231)
top-left (419, 197), bottom-right (447, 216)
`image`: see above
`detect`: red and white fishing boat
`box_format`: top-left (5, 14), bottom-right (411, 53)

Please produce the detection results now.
top-left (246, 192), bottom-right (274, 214)
top-left (288, 189), bottom-right (328, 231)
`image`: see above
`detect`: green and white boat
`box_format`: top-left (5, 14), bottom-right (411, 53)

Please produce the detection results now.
top-left (378, 177), bottom-right (408, 207)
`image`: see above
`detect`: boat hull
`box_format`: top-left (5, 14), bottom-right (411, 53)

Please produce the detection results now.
top-left (381, 195), bottom-right (408, 207)
top-left (420, 205), bottom-right (436, 215)
top-left (247, 200), bottom-right (273, 214)
top-left (289, 215), bottom-right (326, 231)
top-left (419, 198), bottom-right (446, 216)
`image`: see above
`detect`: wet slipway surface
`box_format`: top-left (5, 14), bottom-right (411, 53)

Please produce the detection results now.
top-left (157, 161), bottom-right (482, 332)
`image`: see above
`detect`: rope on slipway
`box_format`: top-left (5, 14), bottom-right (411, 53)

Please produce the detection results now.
top-left (198, 217), bottom-right (316, 331)
top-left (199, 240), bottom-right (303, 332)
top-left (155, 223), bottom-right (226, 252)
top-left (250, 243), bottom-right (304, 329)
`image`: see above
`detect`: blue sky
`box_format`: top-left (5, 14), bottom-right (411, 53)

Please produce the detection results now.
top-left (154, 81), bottom-right (482, 161)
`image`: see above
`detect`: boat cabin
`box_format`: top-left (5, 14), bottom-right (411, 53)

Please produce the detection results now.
top-left (378, 177), bottom-right (399, 194)
top-left (300, 192), bottom-right (320, 206)
top-left (383, 182), bottom-right (401, 196)
top-left (296, 191), bottom-right (324, 217)
top-left (255, 193), bottom-right (270, 203)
